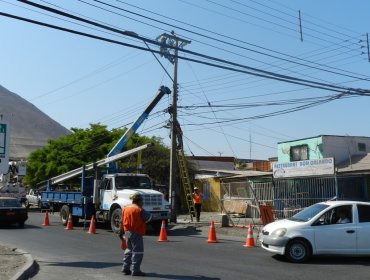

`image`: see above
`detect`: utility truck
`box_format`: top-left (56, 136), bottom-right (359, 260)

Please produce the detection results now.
top-left (39, 86), bottom-right (171, 232)
top-left (0, 182), bottom-right (27, 206)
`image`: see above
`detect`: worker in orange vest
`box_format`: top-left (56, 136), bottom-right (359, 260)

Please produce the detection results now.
top-left (192, 187), bottom-right (204, 222)
top-left (121, 193), bottom-right (152, 276)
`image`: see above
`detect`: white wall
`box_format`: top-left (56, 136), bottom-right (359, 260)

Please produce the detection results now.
top-left (322, 136), bottom-right (370, 164)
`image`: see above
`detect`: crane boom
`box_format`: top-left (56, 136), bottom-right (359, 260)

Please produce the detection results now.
top-left (107, 86), bottom-right (171, 158)
top-left (50, 143), bottom-right (151, 185)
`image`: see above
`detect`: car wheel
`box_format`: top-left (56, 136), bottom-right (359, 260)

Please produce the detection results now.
top-left (18, 221), bottom-right (25, 228)
top-left (285, 239), bottom-right (311, 263)
top-left (110, 208), bottom-right (122, 234)
top-left (60, 205), bottom-right (70, 226)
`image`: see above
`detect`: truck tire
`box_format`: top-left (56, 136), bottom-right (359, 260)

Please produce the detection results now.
top-left (60, 205), bottom-right (70, 226)
top-left (110, 208), bottom-right (122, 234)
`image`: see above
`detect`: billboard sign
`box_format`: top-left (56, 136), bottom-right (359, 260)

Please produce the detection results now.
top-left (273, 158), bottom-right (334, 178)
top-left (0, 123), bottom-right (9, 174)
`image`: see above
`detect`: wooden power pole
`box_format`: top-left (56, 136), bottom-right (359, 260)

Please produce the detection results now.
top-left (157, 32), bottom-right (191, 222)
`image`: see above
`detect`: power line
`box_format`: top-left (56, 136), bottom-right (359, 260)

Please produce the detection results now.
top-left (67, 0), bottom-right (370, 84)
top-left (4, 9), bottom-right (366, 95)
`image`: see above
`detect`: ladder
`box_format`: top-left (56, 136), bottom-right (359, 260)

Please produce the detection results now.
top-left (176, 147), bottom-right (196, 221)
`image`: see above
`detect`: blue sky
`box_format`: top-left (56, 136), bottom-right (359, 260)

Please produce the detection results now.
top-left (1, 0), bottom-right (369, 160)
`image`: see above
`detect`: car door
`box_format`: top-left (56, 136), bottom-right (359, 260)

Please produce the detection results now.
top-left (356, 204), bottom-right (370, 255)
top-left (313, 205), bottom-right (357, 255)
top-left (100, 178), bottom-right (113, 210)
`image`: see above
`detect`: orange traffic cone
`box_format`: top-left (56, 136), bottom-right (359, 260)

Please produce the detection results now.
top-left (42, 211), bottom-right (50, 226)
top-left (65, 213), bottom-right (74, 230)
top-left (207, 220), bottom-right (218, 243)
top-left (243, 224), bottom-right (255, 248)
top-left (158, 220), bottom-right (169, 242)
top-left (87, 215), bottom-right (96, 234)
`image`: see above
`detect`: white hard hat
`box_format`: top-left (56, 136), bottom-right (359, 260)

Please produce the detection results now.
top-left (194, 187), bottom-right (199, 190)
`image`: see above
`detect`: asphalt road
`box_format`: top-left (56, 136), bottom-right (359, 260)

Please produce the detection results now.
top-left (2, 211), bottom-right (370, 280)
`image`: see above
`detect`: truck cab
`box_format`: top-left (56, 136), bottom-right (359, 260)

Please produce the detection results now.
top-left (96, 173), bottom-right (170, 233)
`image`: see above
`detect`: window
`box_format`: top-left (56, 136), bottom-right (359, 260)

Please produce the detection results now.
top-left (313, 205), bottom-right (352, 226)
top-left (290, 145), bottom-right (308, 161)
top-left (358, 143), bottom-right (366, 152)
top-left (100, 179), bottom-right (112, 190)
top-left (115, 176), bottom-right (151, 189)
top-left (357, 205), bottom-right (370, 223)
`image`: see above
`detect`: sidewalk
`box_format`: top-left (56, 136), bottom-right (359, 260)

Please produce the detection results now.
top-left (175, 211), bottom-right (262, 238)
top-left (0, 212), bottom-right (261, 280)
top-left (0, 243), bottom-right (36, 280)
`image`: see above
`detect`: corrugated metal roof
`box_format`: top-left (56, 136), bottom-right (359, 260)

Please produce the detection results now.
top-left (336, 153), bottom-right (370, 173)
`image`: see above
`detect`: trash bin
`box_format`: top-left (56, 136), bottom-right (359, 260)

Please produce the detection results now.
top-left (221, 214), bottom-right (229, 227)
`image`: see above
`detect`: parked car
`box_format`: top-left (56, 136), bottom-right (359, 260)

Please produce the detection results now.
top-left (0, 197), bottom-right (28, 228)
top-left (260, 200), bottom-right (370, 263)
top-left (25, 188), bottom-right (41, 208)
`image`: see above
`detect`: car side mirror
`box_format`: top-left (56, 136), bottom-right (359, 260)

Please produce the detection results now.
top-left (312, 216), bottom-right (327, 226)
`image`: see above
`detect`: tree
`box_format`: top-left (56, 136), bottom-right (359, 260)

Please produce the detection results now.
top-left (24, 124), bottom-right (171, 186)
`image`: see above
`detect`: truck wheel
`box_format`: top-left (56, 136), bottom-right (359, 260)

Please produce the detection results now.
top-left (110, 208), bottom-right (122, 234)
top-left (60, 205), bottom-right (70, 226)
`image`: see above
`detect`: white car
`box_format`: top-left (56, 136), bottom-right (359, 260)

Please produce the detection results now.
top-left (260, 200), bottom-right (370, 263)
top-left (25, 189), bottom-right (41, 208)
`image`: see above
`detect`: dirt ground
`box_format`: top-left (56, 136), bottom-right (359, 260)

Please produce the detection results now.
top-left (0, 245), bottom-right (27, 280)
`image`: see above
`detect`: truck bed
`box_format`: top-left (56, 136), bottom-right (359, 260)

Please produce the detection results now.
top-left (41, 191), bottom-right (83, 204)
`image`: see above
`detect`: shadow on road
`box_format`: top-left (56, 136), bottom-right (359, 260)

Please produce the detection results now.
top-left (41, 260), bottom-right (121, 269)
top-left (0, 224), bottom-right (41, 230)
top-left (146, 273), bottom-right (220, 280)
top-left (272, 254), bottom-right (370, 266)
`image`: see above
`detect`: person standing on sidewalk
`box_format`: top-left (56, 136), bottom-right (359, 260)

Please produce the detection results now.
top-left (121, 193), bottom-right (152, 276)
top-left (192, 187), bottom-right (204, 222)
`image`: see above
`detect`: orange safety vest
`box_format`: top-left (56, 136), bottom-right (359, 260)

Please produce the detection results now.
top-left (193, 192), bottom-right (202, 204)
top-left (122, 204), bottom-right (147, 236)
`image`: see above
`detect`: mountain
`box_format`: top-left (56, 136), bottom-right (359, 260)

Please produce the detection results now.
top-left (0, 85), bottom-right (71, 160)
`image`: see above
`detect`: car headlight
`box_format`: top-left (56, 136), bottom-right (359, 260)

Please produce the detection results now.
top-left (271, 228), bottom-right (287, 237)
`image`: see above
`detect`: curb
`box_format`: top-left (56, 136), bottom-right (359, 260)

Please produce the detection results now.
top-left (10, 248), bottom-right (37, 280)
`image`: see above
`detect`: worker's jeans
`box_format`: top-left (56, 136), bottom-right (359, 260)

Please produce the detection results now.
top-left (122, 231), bottom-right (144, 273)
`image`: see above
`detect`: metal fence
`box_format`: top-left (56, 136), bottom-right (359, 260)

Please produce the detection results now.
top-left (221, 176), bottom-right (340, 220)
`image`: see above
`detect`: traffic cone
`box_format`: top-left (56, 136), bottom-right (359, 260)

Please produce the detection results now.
top-left (121, 237), bottom-right (127, 250)
top-left (42, 211), bottom-right (50, 226)
top-left (87, 215), bottom-right (96, 234)
top-left (158, 220), bottom-right (169, 242)
top-left (243, 224), bottom-right (255, 248)
top-left (206, 220), bottom-right (218, 243)
top-left (65, 213), bottom-right (74, 230)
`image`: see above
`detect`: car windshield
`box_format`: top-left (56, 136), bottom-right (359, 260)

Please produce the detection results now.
top-left (289, 203), bottom-right (329, 222)
top-left (115, 176), bottom-right (152, 190)
top-left (0, 199), bottom-right (22, 208)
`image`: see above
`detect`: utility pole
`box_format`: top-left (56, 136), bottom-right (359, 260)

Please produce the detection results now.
top-left (157, 31), bottom-right (191, 222)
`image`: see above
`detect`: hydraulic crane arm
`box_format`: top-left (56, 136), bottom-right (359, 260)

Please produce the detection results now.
top-left (107, 86), bottom-right (171, 171)
top-left (107, 86), bottom-right (171, 157)
top-left (49, 143), bottom-right (151, 185)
